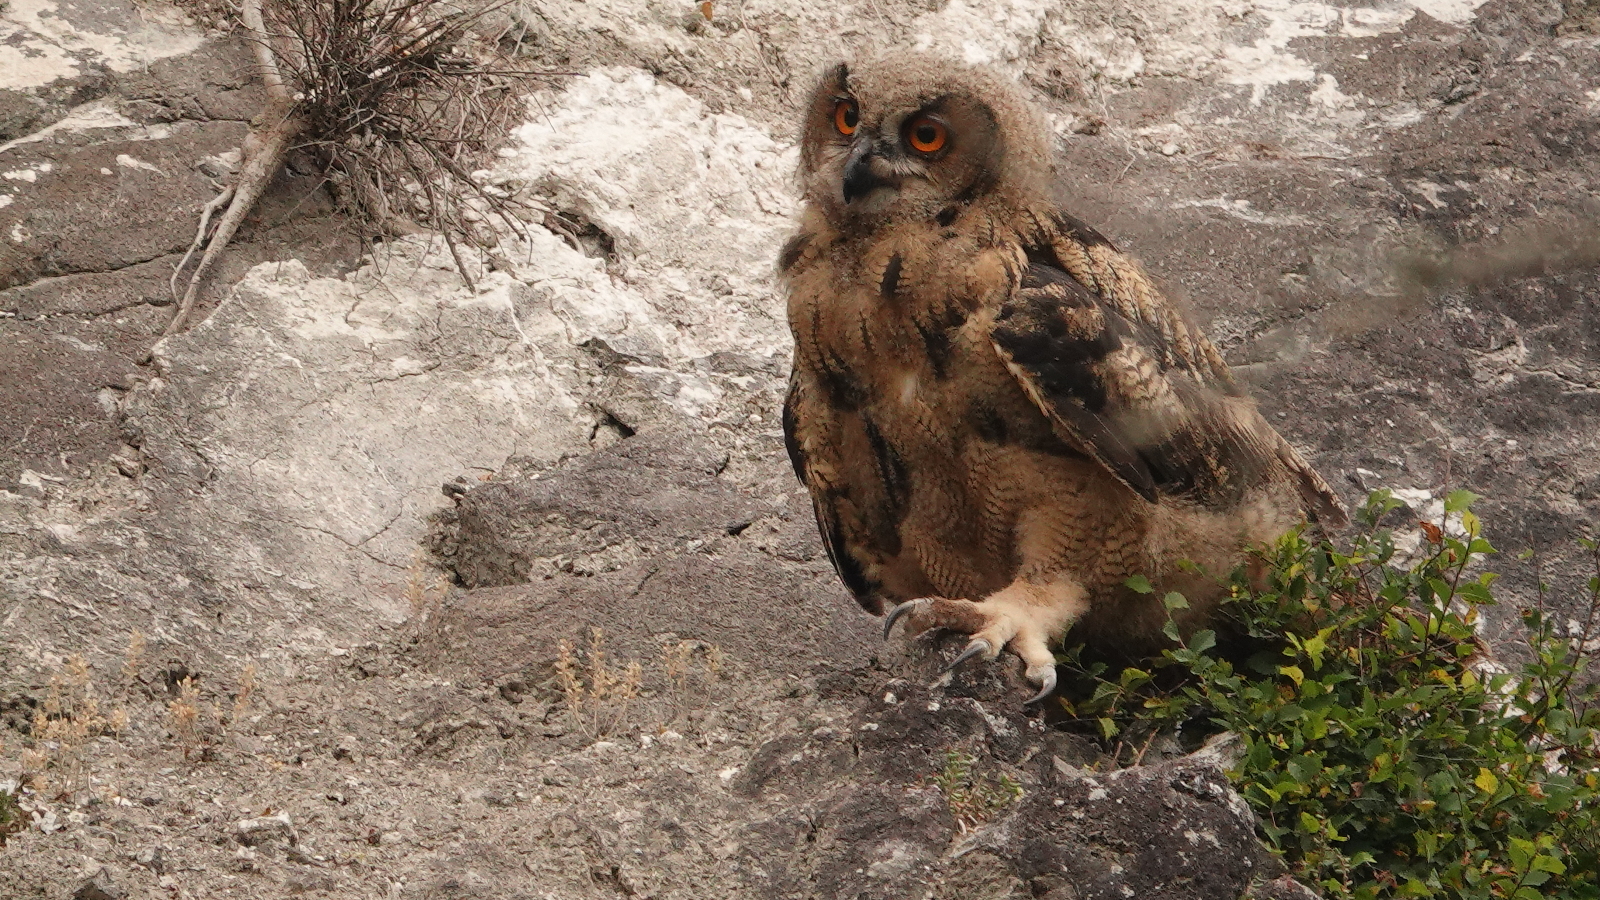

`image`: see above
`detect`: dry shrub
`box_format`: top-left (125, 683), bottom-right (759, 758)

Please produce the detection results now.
top-left (162, 0), bottom-right (556, 336)
top-left (20, 655), bottom-right (125, 797)
top-left (261, 0), bottom-right (542, 285)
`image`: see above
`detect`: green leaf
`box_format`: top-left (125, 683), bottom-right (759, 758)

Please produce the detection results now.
top-left (1302, 628), bottom-right (1332, 669)
top-left (1397, 877), bottom-right (1431, 897)
top-left (1509, 837), bottom-right (1535, 870)
top-left (1532, 854), bottom-right (1567, 876)
top-left (1521, 869), bottom-right (1553, 888)
top-left (1273, 703), bottom-right (1306, 723)
top-left (1444, 489), bottom-right (1480, 513)
top-left (1474, 767), bottom-right (1499, 795)
top-left (1286, 755), bottom-right (1322, 785)
top-left (1050, 500), bottom-right (1600, 897)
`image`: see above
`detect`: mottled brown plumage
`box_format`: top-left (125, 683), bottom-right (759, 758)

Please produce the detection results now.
top-left (780, 55), bottom-right (1346, 701)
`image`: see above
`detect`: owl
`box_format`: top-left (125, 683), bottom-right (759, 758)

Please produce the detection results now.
top-left (779, 55), bottom-right (1347, 703)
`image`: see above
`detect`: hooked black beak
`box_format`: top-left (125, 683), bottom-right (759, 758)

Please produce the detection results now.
top-left (841, 141), bottom-right (884, 205)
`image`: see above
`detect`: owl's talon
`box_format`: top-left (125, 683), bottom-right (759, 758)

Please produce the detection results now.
top-left (1024, 666), bottom-right (1058, 705)
top-left (878, 588), bottom-right (1075, 703)
top-left (944, 638), bottom-right (993, 673)
top-left (882, 598), bottom-right (929, 640)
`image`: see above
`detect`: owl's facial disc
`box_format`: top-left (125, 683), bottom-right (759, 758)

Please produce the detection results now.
top-left (804, 63), bottom-right (1019, 230)
top-left (840, 111), bottom-right (955, 206)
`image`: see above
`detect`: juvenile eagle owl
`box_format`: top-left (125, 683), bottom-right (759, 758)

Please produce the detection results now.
top-left (779, 56), bottom-right (1347, 702)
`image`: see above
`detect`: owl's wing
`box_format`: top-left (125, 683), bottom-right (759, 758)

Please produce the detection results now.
top-left (990, 262), bottom-right (1347, 525)
top-left (782, 372), bottom-right (896, 612)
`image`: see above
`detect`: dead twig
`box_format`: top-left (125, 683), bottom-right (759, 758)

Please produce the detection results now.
top-left (170, 184), bottom-right (235, 305)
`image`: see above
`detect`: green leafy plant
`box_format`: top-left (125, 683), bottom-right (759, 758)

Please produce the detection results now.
top-left (0, 781), bottom-right (22, 846)
top-left (928, 748), bottom-right (1023, 833)
top-left (1061, 491), bottom-right (1600, 899)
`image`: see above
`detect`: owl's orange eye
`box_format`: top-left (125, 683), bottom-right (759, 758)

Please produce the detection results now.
top-left (906, 116), bottom-right (948, 155)
top-left (833, 99), bottom-right (859, 136)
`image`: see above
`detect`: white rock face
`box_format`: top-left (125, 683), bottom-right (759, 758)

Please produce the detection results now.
top-left (123, 69), bottom-right (800, 646)
top-left (0, 0), bottom-right (202, 91)
top-left (500, 67), bottom-right (797, 365)
top-left (905, 0), bottom-right (1056, 66)
top-left (141, 257), bottom-right (586, 620)
top-left (1045, 0), bottom-right (1490, 98)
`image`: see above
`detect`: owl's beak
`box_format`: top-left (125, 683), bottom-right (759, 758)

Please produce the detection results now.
top-left (841, 141), bottom-right (885, 205)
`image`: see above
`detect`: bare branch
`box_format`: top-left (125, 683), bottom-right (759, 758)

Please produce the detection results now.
top-left (241, 0), bottom-right (288, 99)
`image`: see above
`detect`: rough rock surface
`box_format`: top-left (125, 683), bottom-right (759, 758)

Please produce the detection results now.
top-left (731, 671), bottom-right (1277, 900)
top-left (418, 422), bottom-right (879, 683)
top-left (3, 0), bottom-right (1599, 895)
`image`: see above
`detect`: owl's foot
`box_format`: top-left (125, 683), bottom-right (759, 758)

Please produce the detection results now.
top-left (883, 593), bottom-right (1068, 705)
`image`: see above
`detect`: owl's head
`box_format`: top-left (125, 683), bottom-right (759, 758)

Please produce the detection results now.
top-left (798, 55), bottom-right (1054, 233)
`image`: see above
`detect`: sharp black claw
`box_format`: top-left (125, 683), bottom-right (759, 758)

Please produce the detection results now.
top-left (1024, 668), bottom-right (1059, 705)
top-left (943, 639), bottom-right (991, 673)
top-left (882, 600), bottom-right (921, 640)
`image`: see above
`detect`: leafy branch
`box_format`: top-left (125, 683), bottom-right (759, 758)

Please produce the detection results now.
top-left (1059, 491), bottom-right (1600, 900)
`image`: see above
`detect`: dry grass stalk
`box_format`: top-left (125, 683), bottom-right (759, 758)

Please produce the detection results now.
top-left (232, 663), bottom-right (259, 725)
top-left (658, 639), bottom-right (724, 726)
top-left (119, 630), bottom-right (147, 699)
top-left (163, 0), bottom-right (550, 338)
top-left (553, 627), bottom-right (642, 740)
top-left (404, 553), bottom-right (450, 622)
top-left (163, 661), bottom-right (265, 759)
top-left (167, 677), bottom-right (204, 760)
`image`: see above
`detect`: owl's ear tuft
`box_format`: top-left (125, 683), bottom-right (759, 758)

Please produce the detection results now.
top-left (818, 63), bottom-right (850, 98)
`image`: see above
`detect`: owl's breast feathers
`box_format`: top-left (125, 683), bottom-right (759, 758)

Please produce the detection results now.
top-left (781, 204), bottom-right (1346, 610)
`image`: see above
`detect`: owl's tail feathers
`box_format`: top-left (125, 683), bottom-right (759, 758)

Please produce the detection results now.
top-left (1277, 441), bottom-right (1350, 531)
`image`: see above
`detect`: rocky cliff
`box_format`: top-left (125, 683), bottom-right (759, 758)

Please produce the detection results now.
top-left (2, 0), bottom-right (1597, 895)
